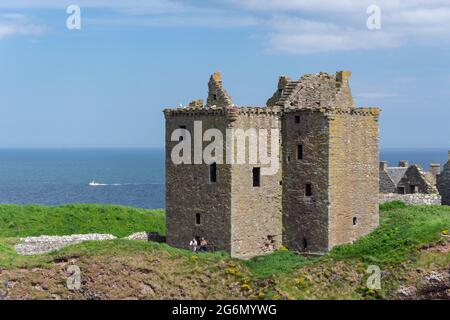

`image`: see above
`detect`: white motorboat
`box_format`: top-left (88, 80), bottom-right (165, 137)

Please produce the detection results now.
top-left (89, 180), bottom-right (102, 186)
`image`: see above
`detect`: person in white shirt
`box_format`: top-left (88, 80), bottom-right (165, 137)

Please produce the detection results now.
top-left (189, 238), bottom-right (198, 252)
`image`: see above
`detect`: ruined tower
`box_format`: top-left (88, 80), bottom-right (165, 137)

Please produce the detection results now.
top-left (164, 71), bottom-right (380, 258)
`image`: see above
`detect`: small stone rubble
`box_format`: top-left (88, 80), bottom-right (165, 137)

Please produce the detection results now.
top-left (15, 234), bottom-right (117, 256)
top-left (125, 232), bottom-right (148, 241)
top-left (14, 231), bottom-right (161, 256)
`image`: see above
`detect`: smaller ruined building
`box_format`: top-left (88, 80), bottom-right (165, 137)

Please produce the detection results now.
top-left (437, 151), bottom-right (450, 205)
top-left (379, 160), bottom-right (439, 194)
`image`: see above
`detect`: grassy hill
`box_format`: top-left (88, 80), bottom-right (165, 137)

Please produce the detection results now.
top-left (0, 204), bottom-right (165, 238)
top-left (0, 202), bottom-right (448, 300)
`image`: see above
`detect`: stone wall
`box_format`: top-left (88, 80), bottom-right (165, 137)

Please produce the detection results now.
top-left (206, 72), bottom-right (233, 108)
top-left (437, 152), bottom-right (450, 205)
top-left (282, 111), bottom-right (330, 253)
top-left (328, 109), bottom-right (380, 248)
top-left (164, 111), bottom-right (233, 252)
top-left (379, 193), bottom-right (441, 205)
top-left (230, 111), bottom-right (283, 259)
top-left (380, 170), bottom-right (396, 193)
top-left (15, 234), bottom-right (117, 255)
top-left (277, 71), bottom-right (355, 110)
top-left (398, 165), bottom-right (437, 194)
top-left (164, 71), bottom-right (382, 258)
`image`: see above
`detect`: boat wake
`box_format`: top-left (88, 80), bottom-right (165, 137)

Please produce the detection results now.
top-left (88, 181), bottom-right (163, 187)
top-left (89, 180), bottom-right (107, 186)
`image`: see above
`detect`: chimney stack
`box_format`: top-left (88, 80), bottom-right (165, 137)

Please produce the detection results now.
top-left (379, 161), bottom-right (388, 172)
top-left (430, 163), bottom-right (441, 176)
top-left (398, 160), bottom-right (409, 168)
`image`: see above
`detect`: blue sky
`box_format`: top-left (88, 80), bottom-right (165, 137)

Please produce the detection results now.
top-left (0, 0), bottom-right (449, 149)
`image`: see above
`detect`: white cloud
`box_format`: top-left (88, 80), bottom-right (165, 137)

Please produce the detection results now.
top-left (1, 0), bottom-right (450, 52)
top-left (227, 0), bottom-right (450, 54)
top-left (0, 13), bottom-right (47, 39)
top-left (265, 16), bottom-right (401, 54)
top-left (229, 0), bottom-right (450, 14)
top-left (0, 0), bottom-right (185, 13)
top-left (86, 14), bottom-right (258, 29)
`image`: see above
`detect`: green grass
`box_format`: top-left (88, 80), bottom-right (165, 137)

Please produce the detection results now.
top-left (0, 204), bottom-right (165, 238)
top-left (0, 202), bottom-right (449, 276)
top-left (0, 202), bottom-right (449, 299)
top-left (330, 204), bottom-right (450, 265)
top-left (379, 200), bottom-right (407, 211)
top-left (244, 203), bottom-right (450, 278)
top-left (245, 251), bottom-right (316, 279)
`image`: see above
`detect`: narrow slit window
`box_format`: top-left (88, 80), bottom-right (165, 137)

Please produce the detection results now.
top-left (209, 163), bottom-right (217, 183)
top-left (353, 217), bottom-right (357, 225)
top-left (253, 167), bottom-right (261, 187)
top-left (179, 125), bottom-right (186, 141)
top-left (295, 115), bottom-right (300, 124)
top-left (195, 213), bottom-right (201, 225)
top-left (302, 237), bottom-right (308, 249)
top-left (297, 144), bottom-right (303, 160)
top-left (305, 183), bottom-right (312, 197)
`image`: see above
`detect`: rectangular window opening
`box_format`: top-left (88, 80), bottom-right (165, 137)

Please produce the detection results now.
top-left (295, 115), bottom-right (300, 123)
top-left (305, 183), bottom-right (312, 197)
top-left (253, 167), bottom-right (261, 187)
top-left (195, 213), bottom-right (201, 225)
top-left (179, 125), bottom-right (186, 141)
top-left (353, 217), bottom-right (357, 225)
top-left (297, 144), bottom-right (303, 160)
top-left (302, 237), bottom-right (308, 249)
top-left (209, 163), bottom-right (217, 183)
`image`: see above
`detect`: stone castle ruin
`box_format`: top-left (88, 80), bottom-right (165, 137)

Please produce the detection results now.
top-left (437, 151), bottom-right (450, 205)
top-left (379, 160), bottom-right (439, 195)
top-left (164, 71), bottom-right (381, 259)
top-left (378, 158), bottom-right (445, 206)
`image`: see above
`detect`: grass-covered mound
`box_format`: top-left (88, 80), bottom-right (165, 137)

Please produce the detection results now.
top-left (329, 204), bottom-right (450, 265)
top-left (0, 202), bottom-right (448, 299)
top-left (0, 204), bottom-right (165, 238)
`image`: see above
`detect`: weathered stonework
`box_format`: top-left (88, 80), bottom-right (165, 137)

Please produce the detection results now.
top-left (437, 151), bottom-right (450, 205)
top-left (327, 110), bottom-right (379, 248)
top-left (164, 71), bottom-right (380, 258)
top-left (379, 161), bottom-right (397, 193)
top-left (398, 165), bottom-right (438, 194)
top-left (379, 193), bottom-right (441, 205)
top-left (379, 161), bottom-right (439, 195)
top-left (165, 112), bottom-right (233, 253)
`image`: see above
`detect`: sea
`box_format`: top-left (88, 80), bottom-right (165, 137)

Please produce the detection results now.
top-left (0, 148), bottom-right (447, 209)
